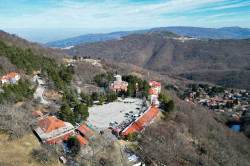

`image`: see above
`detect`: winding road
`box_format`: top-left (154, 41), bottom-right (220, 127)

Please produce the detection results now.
top-left (33, 75), bottom-right (50, 105)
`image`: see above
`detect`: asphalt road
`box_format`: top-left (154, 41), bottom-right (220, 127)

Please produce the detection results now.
top-left (33, 75), bottom-right (50, 105)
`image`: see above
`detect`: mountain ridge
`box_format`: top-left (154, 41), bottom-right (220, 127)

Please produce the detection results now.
top-left (64, 31), bottom-right (250, 89)
top-left (44, 26), bottom-right (250, 48)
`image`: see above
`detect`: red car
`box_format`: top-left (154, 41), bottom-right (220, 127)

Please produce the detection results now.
top-left (108, 127), bottom-right (114, 130)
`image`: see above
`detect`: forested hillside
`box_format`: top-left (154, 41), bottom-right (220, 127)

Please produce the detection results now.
top-left (0, 30), bottom-right (65, 63)
top-left (64, 31), bottom-right (250, 89)
top-left (0, 41), bottom-right (74, 90)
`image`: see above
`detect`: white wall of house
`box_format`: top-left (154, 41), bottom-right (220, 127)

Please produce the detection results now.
top-left (153, 86), bottom-right (161, 94)
top-left (1, 74), bottom-right (20, 85)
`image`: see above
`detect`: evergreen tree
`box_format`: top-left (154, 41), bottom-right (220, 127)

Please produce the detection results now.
top-left (98, 94), bottom-right (105, 105)
top-left (86, 96), bottom-right (93, 107)
top-left (91, 92), bottom-right (98, 101)
top-left (141, 80), bottom-right (150, 97)
top-left (74, 103), bottom-right (89, 122)
top-left (60, 102), bottom-right (75, 125)
top-left (67, 136), bottom-right (80, 156)
top-left (127, 133), bottom-right (132, 141)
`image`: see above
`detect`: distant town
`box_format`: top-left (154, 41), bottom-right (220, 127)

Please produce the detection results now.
top-left (184, 84), bottom-right (249, 124)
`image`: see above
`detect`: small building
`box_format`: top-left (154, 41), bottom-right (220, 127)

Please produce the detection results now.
top-left (148, 88), bottom-right (159, 107)
top-left (76, 135), bottom-right (89, 146)
top-left (77, 125), bottom-right (94, 138)
top-left (32, 109), bottom-right (43, 118)
top-left (33, 116), bottom-right (74, 144)
top-left (122, 107), bottom-right (159, 135)
top-left (108, 75), bottom-right (128, 92)
top-left (1, 73), bottom-right (20, 85)
top-left (149, 81), bottom-right (161, 94)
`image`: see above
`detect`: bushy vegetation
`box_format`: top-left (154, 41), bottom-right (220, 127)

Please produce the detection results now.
top-left (0, 79), bottom-right (36, 103)
top-left (106, 90), bottom-right (118, 102)
top-left (30, 148), bottom-right (52, 163)
top-left (74, 103), bottom-right (89, 123)
top-left (134, 92), bottom-right (250, 166)
top-left (67, 136), bottom-right (81, 156)
top-left (94, 72), bottom-right (114, 87)
top-left (80, 91), bottom-right (93, 107)
top-left (159, 92), bottom-right (175, 116)
top-left (165, 84), bottom-right (179, 91)
top-left (0, 41), bottom-right (74, 90)
top-left (0, 103), bottom-right (36, 139)
top-left (59, 90), bottom-right (89, 125)
top-left (59, 102), bottom-right (75, 125)
top-left (122, 74), bottom-right (150, 97)
top-left (63, 88), bottom-right (79, 108)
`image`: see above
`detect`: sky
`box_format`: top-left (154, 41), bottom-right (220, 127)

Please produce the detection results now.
top-left (0, 0), bottom-right (250, 42)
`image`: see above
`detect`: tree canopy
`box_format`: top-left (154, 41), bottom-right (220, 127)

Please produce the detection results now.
top-left (0, 41), bottom-right (74, 90)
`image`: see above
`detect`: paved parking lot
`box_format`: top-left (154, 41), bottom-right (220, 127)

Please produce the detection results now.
top-left (86, 98), bottom-right (144, 131)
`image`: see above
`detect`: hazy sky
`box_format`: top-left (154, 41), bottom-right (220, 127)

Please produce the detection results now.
top-left (1, 0), bottom-right (250, 42)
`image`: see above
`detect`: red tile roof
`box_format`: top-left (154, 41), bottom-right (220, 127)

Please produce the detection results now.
top-left (77, 135), bottom-right (89, 146)
top-left (78, 125), bottom-right (94, 137)
top-left (39, 116), bottom-right (66, 133)
top-left (149, 81), bottom-right (161, 87)
top-left (2, 73), bottom-right (19, 80)
top-left (149, 88), bottom-right (157, 95)
top-left (123, 107), bottom-right (159, 135)
top-left (33, 109), bottom-right (43, 117)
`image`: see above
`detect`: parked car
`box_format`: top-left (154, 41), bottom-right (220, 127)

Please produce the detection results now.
top-left (109, 127), bottom-right (114, 130)
top-left (59, 156), bottom-right (67, 164)
top-left (129, 111), bottom-right (134, 113)
top-left (125, 113), bottom-right (129, 116)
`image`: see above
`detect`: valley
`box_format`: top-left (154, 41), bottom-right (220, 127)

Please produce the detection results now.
top-left (0, 29), bottom-right (249, 166)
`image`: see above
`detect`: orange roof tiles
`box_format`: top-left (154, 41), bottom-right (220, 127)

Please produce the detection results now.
top-left (78, 125), bottom-right (94, 137)
top-left (77, 135), bottom-right (89, 146)
top-left (123, 107), bottom-right (159, 135)
top-left (2, 73), bottom-right (19, 80)
top-left (39, 116), bottom-right (66, 133)
top-left (149, 81), bottom-right (161, 87)
top-left (33, 109), bottom-right (43, 117)
top-left (149, 88), bottom-right (157, 95)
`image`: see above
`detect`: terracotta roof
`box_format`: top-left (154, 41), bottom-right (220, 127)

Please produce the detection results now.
top-left (149, 81), bottom-right (161, 87)
top-left (77, 135), bottom-right (89, 146)
top-left (33, 109), bottom-right (43, 117)
top-left (123, 107), bottom-right (159, 135)
top-left (149, 88), bottom-right (157, 95)
top-left (78, 125), bottom-right (94, 137)
top-left (2, 73), bottom-right (19, 80)
top-left (39, 116), bottom-right (66, 133)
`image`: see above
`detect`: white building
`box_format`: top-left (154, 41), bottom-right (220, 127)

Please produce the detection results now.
top-left (149, 81), bottom-right (161, 94)
top-left (1, 73), bottom-right (20, 85)
top-left (148, 88), bottom-right (159, 107)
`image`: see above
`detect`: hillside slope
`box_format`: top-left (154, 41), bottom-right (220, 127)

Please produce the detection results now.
top-left (64, 31), bottom-right (250, 89)
top-left (0, 30), bottom-right (65, 63)
top-left (44, 26), bottom-right (250, 48)
top-left (136, 92), bottom-right (250, 166)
